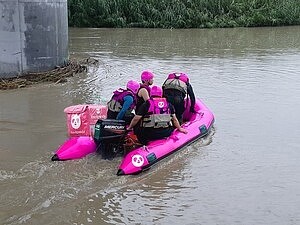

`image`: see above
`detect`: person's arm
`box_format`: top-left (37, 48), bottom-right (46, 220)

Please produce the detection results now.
top-left (116, 95), bottom-right (133, 120)
top-left (138, 88), bottom-right (150, 101)
top-left (171, 114), bottom-right (188, 134)
top-left (187, 83), bottom-right (196, 113)
top-left (127, 101), bottom-right (149, 130)
top-left (127, 115), bottom-right (142, 130)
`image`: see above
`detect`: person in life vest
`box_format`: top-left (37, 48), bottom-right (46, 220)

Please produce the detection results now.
top-left (107, 80), bottom-right (140, 124)
top-left (162, 72), bottom-right (196, 123)
top-left (136, 70), bottom-right (154, 112)
top-left (127, 85), bottom-right (187, 145)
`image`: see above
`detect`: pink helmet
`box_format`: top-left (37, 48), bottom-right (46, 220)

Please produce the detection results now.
top-left (141, 70), bottom-right (154, 82)
top-left (150, 85), bottom-right (163, 97)
top-left (168, 72), bottom-right (189, 83)
top-left (126, 80), bottom-right (140, 94)
top-left (178, 72), bottom-right (189, 83)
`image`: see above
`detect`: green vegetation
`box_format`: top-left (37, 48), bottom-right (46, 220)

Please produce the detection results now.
top-left (68, 0), bottom-right (300, 28)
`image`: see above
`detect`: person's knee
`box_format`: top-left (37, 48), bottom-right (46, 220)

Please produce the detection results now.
top-left (137, 134), bottom-right (148, 145)
top-left (124, 114), bottom-right (134, 125)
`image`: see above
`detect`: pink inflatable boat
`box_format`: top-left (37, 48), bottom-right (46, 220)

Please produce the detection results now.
top-left (117, 98), bottom-right (214, 175)
top-left (51, 99), bottom-right (214, 176)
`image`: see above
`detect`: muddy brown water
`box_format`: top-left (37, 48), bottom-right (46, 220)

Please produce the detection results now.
top-left (1, 26), bottom-right (300, 225)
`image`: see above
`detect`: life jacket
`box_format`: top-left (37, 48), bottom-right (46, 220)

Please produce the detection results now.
top-left (141, 97), bottom-right (172, 128)
top-left (162, 73), bottom-right (188, 95)
top-left (136, 84), bottom-right (151, 111)
top-left (107, 88), bottom-right (136, 113)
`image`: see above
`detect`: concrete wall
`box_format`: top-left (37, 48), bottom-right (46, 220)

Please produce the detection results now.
top-left (0, 0), bottom-right (68, 78)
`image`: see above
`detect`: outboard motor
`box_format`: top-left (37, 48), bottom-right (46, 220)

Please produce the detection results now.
top-left (94, 119), bottom-right (126, 159)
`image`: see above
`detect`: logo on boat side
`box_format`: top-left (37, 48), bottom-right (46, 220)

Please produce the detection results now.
top-left (132, 154), bottom-right (144, 167)
top-left (71, 114), bottom-right (81, 129)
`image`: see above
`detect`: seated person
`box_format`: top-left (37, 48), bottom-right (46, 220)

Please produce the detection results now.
top-left (127, 85), bottom-right (187, 145)
top-left (106, 80), bottom-right (140, 124)
top-left (136, 70), bottom-right (155, 112)
top-left (162, 72), bottom-right (196, 123)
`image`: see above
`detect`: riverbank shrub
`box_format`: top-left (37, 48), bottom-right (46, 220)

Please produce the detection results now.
top-left (68, 0), bottom-right (300, 28)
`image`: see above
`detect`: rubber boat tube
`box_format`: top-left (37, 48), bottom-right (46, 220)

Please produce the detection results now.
top-left (51, 136), bottom-right (96, 161)
top-left (117, 98), bottom-right (214, 175)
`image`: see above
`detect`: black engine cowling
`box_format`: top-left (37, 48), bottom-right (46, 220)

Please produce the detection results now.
top-left (94, 119), bottom-right (126, 159)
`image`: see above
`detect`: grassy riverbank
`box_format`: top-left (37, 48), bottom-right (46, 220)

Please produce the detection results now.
top-left (68, 0), bottom-right (300, 28)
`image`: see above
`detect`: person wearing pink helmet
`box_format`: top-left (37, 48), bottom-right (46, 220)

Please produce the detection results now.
top-left (106, 80), bottom-right (140, 124)
top-left (162, 72), bottom-right (196, 123)
top-left (127, 85), bottom-right (187, 145)
top-left (136, 70), bottom-right (155, 112)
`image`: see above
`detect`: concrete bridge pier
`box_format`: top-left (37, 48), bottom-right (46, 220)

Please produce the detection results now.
top-left (0, 0), bottom-right (68, 78)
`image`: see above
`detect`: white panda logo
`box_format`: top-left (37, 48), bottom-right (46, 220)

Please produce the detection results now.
top-left (71, 114), bottom-right (81, 129)
top-left (158, 101), bottom-right (164, 108)
top-left (131, 154), bottom-right (144, 167)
